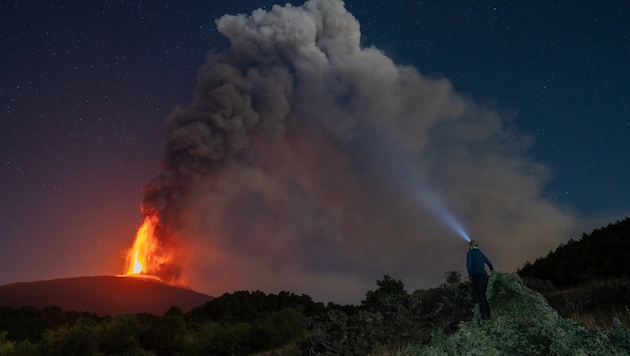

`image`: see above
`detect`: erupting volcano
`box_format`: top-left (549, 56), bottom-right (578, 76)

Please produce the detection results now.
top-left (125, 215), bottom-right (159, 276)
top-left (123, 211), bottom-right (184, 284)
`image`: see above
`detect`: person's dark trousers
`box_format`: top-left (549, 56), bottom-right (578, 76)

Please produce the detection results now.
top-left (471, 272), bottom-right (490, 319)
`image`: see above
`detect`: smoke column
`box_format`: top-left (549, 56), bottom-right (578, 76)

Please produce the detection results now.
top-left (134, 0), bottom-right (574, 303)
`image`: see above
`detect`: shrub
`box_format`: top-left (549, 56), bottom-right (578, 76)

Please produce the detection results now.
top-left (361, 275), bottom-right (408, 312)
top-left (251, 308), bottom-right (308, 350)
top-left (187, 321), bottom-right (252, 355)
top-left (41, 318), bottom-right (101, 356)
top-left (99, 314), bottom-right (141, 355)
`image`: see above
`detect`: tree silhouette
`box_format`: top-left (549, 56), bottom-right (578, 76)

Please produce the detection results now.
top-left (361, 275), bottom-right (408, 312)
top-left (444, 270), bottom-right (463, 285)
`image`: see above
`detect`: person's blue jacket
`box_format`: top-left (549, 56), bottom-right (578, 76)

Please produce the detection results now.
top-left (467, 247), bottom-right (493, 279)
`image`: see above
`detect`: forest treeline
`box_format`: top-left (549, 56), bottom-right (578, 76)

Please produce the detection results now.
top-left (518, 217), bottom-right (630, 286)
top-left (0, 290), bottom-right (330, 355)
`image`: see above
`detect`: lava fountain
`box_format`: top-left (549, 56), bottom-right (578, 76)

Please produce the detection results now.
top-left (125, 216), bottom-right (154, 275)
top-left (124, 215), bottom-right (164, 279)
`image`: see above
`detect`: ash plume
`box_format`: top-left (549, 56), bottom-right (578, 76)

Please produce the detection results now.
top-left (140, 0), bottom-right (575, 303)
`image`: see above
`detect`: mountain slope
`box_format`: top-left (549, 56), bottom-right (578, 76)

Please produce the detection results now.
top-left (518, 217), bottom-right (630, 286)
top-left (0, 275), bottom-right (213, 316)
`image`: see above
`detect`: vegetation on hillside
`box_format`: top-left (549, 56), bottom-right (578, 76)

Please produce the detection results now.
top-left (0, 291), bottom-right (323, 355)
top-left (402, 272), bottom-right (630, 355)
top-left (518, 217), bottom-right (630, 286)
top-left (518, 217), bottom-right (630, 328)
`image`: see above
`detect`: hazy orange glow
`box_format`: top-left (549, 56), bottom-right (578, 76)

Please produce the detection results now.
top-left (125, 215), bottom-right (159, 276)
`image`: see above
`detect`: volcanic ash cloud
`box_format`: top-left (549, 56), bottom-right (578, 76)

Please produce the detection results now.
top-left (138, 0), bottom-right (575, 303)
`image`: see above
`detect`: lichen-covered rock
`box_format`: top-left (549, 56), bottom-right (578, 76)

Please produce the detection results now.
top-left (485, 271), bottom-right (559, 321)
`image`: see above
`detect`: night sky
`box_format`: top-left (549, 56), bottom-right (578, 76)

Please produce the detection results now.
top-left (1, 0), bottom-right (628, 304)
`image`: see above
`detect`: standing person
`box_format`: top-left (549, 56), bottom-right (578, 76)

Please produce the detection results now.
top-left (466, 240), bottom-right (494, 320)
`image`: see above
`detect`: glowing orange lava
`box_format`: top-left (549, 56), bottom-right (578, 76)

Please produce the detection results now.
top-left (125, 215), bottom-right (159, 276)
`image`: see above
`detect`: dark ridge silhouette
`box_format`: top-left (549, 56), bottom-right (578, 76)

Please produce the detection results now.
top-left (0, 275), bottom-right (213, 316)
top-left (518, 217), bottom-right (630, 286)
